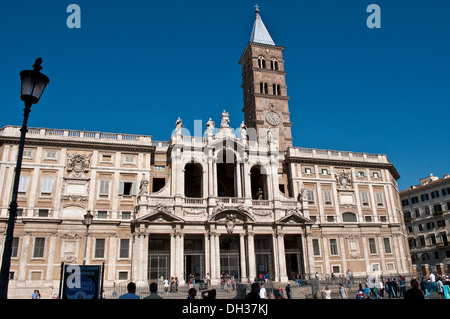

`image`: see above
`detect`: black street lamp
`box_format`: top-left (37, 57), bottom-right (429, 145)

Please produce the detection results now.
top-left (0, 58), bottom-right (49, 299)
top-left (82, 211), bottom-right (93, 265)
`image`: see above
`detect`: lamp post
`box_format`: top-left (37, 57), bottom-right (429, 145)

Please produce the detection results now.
top-left (0, 58), bottom-right (49, 299)
top-left (82, 211), bottom-right (93, 265)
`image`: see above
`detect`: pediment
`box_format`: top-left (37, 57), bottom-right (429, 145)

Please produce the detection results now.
top-left (277, 210), bottom-right (313, 225)
top-left (137, 204), bottom-right (184, 224)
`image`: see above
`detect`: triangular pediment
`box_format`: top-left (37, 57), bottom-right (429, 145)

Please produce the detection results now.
top-left (277, 210), bottom-right (313, 225)
top-left (137, 205), bottom-right (184, 224)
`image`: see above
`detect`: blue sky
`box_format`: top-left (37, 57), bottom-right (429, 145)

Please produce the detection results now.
top-left (0, 0), bottom-right (449, 191)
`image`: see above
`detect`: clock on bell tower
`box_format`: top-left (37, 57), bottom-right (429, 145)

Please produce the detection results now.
top-left (239, 6), bottom-right (293, 152)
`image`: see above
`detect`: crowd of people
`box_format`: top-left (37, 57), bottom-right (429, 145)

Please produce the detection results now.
top-left (114, 271), bottom-right (450, 300)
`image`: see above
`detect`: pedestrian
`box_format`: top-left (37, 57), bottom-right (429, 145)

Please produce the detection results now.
top-left (247, 283), bottom-right (261, 300)
top-left (201, 289), bottom-right (216, 300)
top-left (119, 282), bottom-right (140, 299)
top-left (379, 280), bottom-right (385, 299)
top-left (404, 279), bottom-right (424, 300)
top-left (164, 277), bottom-right (169, 293)
top-left (31, 290), bottom-right (37, 299)
top-left (286, 283), bottom-right (292, 299)
top-left (187, 287), bottom-right (197, 299)
top-left (321, 286), bottom-right (331, 299)
top-left (234, 284), bottom-right (248, 299)
top-left (338, 283), bottom-right (348, 299)
top-left (399, 276), bottom-right (406, 298)
top-left (277, 286), bottom-right (284, 299)
top-left (144, 282), bottom-right (163, 299)
top-left (429, 272), bottom-right (436, 292)
top-left (436, 277), bottom-right (444, 299)
top-left (356, 284), bottom-right (365, 299)
top-left (259, 283), bottom-right (267, 299)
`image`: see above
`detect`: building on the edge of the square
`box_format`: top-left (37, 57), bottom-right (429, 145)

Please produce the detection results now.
top-left (400, 173), bottom-right (450, 277)
top-left (0, 8), bottom-right (412, 298)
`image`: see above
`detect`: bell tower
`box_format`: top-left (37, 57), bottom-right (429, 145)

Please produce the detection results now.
top-left (239, 6), bottom-right (293, 152)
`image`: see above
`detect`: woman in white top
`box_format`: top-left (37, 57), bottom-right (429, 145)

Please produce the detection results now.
top-left (322, 286), bottom-right (331, 299)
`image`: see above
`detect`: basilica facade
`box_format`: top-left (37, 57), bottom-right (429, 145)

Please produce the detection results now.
top-left (0, 9), bottom-right (412, 298)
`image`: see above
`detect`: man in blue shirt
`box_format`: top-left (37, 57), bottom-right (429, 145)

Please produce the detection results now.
top-left (119, 282), bottom-right (140, 299)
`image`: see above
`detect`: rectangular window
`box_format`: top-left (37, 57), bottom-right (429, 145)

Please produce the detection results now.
top-left (40, 177), bottom-right (54, 194)
top-left (95, 239), bottom-right (105, 258)
top-left (99, 180), bottom-right (110, 196)
top-left (424, 206), bottom-right (430, 215)
top-left (411, 196), bottom-right (419, 204)
top-left (18, 176), bottom-right (30, 193)
top-left (121, 211), bottom-right (131, 219)
top-left (327, 216), bottom-right (335, 222)
top-left (101, 154), bottom-right (113, 162)
top-left (323, 190), bottom-right (333, 205)
top-left (442, 187), bottom-right (450, 196)
top-left (97, 211), bottom-right (107, 219)
top-left (434, 204), bottom-right (442, 213)
top-left (119, 182), bottom-right (137, 196)
top-left (375, 192), bottom-right (384, 207)
top-left (365, 216), bottom-right (372, 223)
top-left (306, 190), bottom-right (315, 204)
top-left (401, 199), bottom-right (409, 206)
top-left (33, 238), bottom-right (45, 258)
top-left (369, 238), bottom-right (377, 254)
top-left (38, 209), bottom-right (49, 217)
top-left (12, 237), bottom-right (19, 258)
top-left (312, 239), bottom-right (321, 256)
top-left (120, 239), bottom-right (130, 258)
top-left (329, 239), bottom-right (339, 256)
top-left (421, 194), bottom-right (429, 201)
top-left (357, 171), bottom-right (366, 177)
top-left (123, 155), bottom-right (135, 164)
top-left (45, 150), bottom-right (57, 160)
top-left (431, 191), bottom-right (440, 199)
top-left (384, 238), bottom-right (392, 254)
top-left (23, 149), bottom-right (33, 159)
top-left (361, 192), bottom-right (370, 206)
top-left (153, 166), bottom-right (165, 171)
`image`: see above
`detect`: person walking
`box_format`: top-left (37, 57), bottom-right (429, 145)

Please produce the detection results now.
top-left (119, 282), bottom-right (140, 299)
top-left (321, 286), bottom-right (331, 299)
top-left (259, 283), bottom-right (267, 299)
top-left (437, 276), bottom-right (444, 299)
top-left (399, 276), bottom-right (406, 298)
top-left (286, 283), bottom-right (292, 299)
top-left (338, 283), bottom-right (348, 299)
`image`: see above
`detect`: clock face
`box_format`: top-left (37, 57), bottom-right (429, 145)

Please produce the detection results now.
top-left (266, 111), bottom-right (281, 126)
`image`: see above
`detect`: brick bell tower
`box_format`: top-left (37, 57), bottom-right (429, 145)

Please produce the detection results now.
top-left (239, 6), bottom-right (293, 152)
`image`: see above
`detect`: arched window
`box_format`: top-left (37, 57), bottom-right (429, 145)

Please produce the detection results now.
top-left (250, 165), bottom-right (268, 200)
top-left (258, 56), bottom-right (266, 69)
top-left (184, 163), bottom-right (202, 198)
top-left (271, 59), bottom-right (279, 70)
top-left (277, 84), bottom-right (281, 96)
top-left (217, 150), bottom-right (236, 197)
top-left (342, 212), bottom-right (357, 222)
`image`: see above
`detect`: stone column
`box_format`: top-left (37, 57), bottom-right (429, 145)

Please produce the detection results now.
top-left (272, 233), bottom-right (280, 281)
top-left (204, 232), bottom-right (210, 280)
top-left (239, 233), bottom-right (247, 280)
top-left (178, 233), bottom-right (185, 284)
top-left (215, 233), bottom-right (221, 280)
top-left (170, 231), bottom-right (176, 277)
top-left (247, 232), bottom-right (256, 282)
top-left (210, 232), bottom-right (217, 282)
top-left (277, 233), bottom-right (288, 282)
top-left (303, 228), bottom-right (316, 279)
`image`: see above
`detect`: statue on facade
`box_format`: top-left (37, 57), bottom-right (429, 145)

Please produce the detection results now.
top-left (206, 118), bottom-right (215, 135)
top-left (239, 121), bottom-right (247, 140)
top-left (139, 177), bottom-right (149, 196)
top-left (175, 117), bottom-right (183, 134)
top-left (220, 110), bottom-right (230, 128)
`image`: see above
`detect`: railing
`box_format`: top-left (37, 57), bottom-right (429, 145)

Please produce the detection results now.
top-left (0, 125), bottom-right (166, 146)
